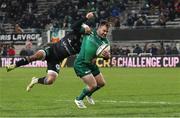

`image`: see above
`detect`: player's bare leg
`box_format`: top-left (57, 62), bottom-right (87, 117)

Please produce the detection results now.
top-left (26, 70), bottom-right (57, 92)
top-left (75, 74), bottom-right (97, 108)
top-left (6, 50), bottom-right (45, 72)
top-left (85, 73), bottom-right (106, 104)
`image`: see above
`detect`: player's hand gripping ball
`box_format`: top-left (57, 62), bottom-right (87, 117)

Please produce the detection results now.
top-left (96, 44), bottom-right (111, 60)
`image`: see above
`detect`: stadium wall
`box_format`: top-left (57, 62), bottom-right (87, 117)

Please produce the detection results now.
top-left (112, 28), bottom-right (180, 41)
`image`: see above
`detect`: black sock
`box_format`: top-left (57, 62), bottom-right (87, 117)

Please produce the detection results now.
top-left (87, 86), bottom-right (101, 97)
top-left (15, 57), bottom-right (29, 67)
top-left (38, 77), bottom-right (48, 85)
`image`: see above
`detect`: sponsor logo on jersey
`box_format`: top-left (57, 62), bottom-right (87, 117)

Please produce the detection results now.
top-left (85, 70), bottom-right (91, 74)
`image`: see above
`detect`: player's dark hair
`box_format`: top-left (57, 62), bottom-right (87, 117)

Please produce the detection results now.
top-left (98, 20), bottom-right (110, 28)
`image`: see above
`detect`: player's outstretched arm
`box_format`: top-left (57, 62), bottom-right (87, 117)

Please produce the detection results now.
top-left (82, 24), bottom-right (91, 34)
top-left (85, 12), bottom-right (94, 19)
top-left (71, 12), bottom-right (94, 30)
top-left (81, 12), bottom-right (95, 34)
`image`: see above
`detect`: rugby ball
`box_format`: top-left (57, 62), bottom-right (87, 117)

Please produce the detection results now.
top-left (96, 44), bottom-right (110, 58)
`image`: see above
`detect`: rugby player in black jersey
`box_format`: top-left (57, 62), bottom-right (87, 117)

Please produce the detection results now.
top-left (6, 12), bottom-right (94, 92)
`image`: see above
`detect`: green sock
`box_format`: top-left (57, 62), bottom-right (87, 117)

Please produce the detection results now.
top-left (87, 86), bottom-right (100, 97)
top-left (77, 87), bottom-right (90, 100)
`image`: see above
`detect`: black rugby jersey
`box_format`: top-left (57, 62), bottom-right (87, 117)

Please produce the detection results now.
top-left (51, 17), bottom-right (88, 61)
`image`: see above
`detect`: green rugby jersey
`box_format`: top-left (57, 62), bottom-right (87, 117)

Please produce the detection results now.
top-left (75, 30), bottom-right (110, 65)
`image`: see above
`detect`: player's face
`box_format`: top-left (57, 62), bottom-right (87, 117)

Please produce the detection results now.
top-left (97, 25), bottom-right (109, 38)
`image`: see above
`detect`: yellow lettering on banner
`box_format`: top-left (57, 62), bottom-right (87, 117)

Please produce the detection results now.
top-left (96, 58), bottom-right (103, 67)
top-left (96, 58), bottom-right (110, 67)
top-left (61, 58), bottom-right (67, 67)
top-left (104, 59), bottom-right (110, 67)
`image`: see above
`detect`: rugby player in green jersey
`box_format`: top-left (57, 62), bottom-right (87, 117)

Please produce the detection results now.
top-left (74, 20), bottom-right (111, 108)
top-left (6, 12), bottom-right (94, 92)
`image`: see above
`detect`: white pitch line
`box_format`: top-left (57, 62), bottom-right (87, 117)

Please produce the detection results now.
top-left (56, 99), bottom-right (180, 105)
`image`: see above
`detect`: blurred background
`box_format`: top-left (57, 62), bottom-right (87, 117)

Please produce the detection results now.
top-left (0, 0), bottom-right (180, 60)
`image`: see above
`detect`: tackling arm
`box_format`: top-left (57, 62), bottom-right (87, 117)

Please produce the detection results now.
top-left (71, 12), bottom-right (94, 32)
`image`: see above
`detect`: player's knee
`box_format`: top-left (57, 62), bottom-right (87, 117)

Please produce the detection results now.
top-left (98, 81), bottom-right (106, 87)
top-left (89, 84), bottom-right (97, 91)
top-left (46, 78), bottom-right (56, 85)
top-left (30, 50), bottom-right (45, 61)
top-left (46, 70), bottom-right (58, 85)
top-left (47, 79), bottom-right (54, 85)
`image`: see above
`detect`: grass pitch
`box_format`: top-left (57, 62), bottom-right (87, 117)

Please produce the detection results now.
top-left (0, 67), bottom-right (180, 117)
